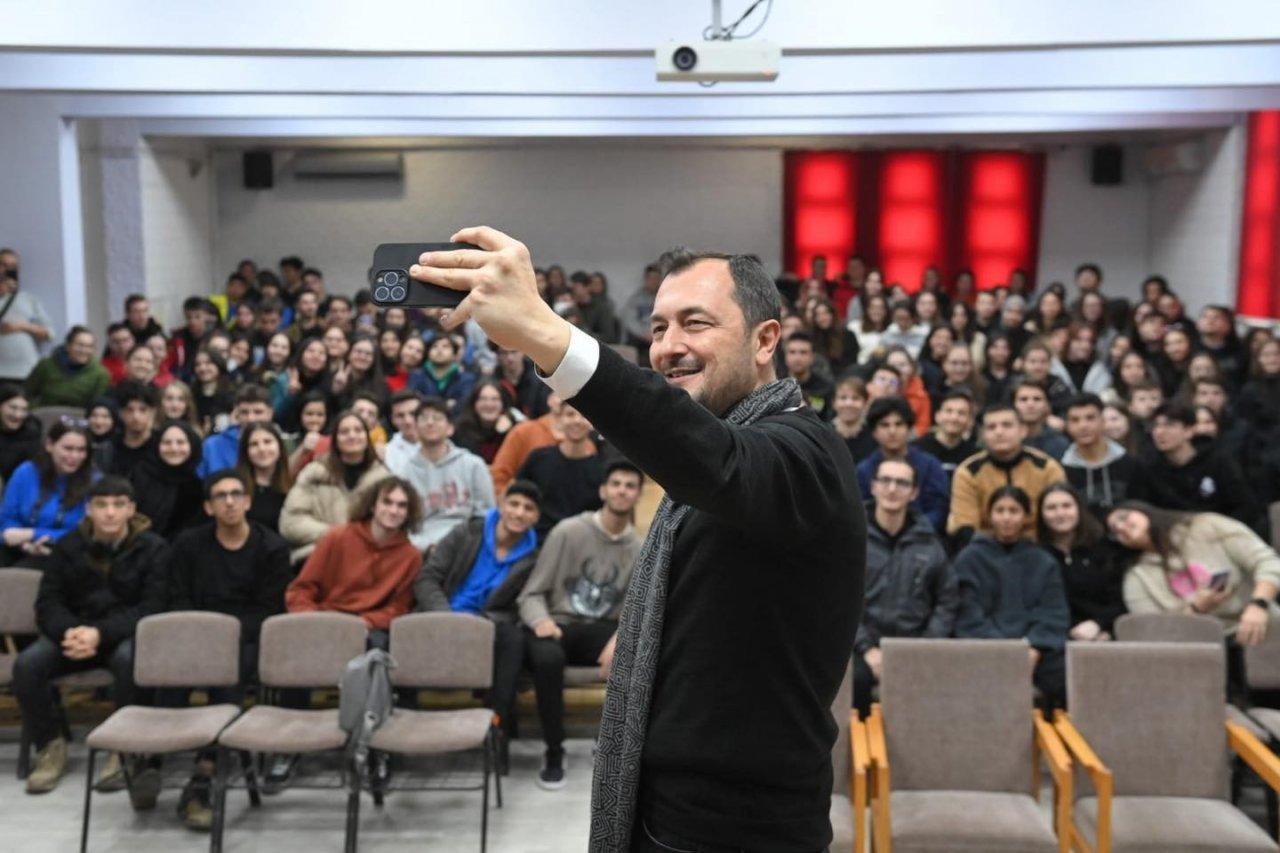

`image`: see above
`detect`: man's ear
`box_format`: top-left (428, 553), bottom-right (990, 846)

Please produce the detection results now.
top-left (755, 319), bottom-right (782, 369)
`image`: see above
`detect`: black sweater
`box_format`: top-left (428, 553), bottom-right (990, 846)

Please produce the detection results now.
top-left (569, 345), bottom-right (865, 851)
top-left (516, 446), bottom-right (603, 540)
top-left (1046, 542), bottom-right (1126, 634)
top-left (1129, 446), bottom-right (1259, 529)
top-left (36, 517), bottom-right (170, 648)
top-left (168, 522), bottom-right (292, 641)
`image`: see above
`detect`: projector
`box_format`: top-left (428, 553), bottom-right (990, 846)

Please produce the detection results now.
top-left (655, 40), bottom-right (781, 83)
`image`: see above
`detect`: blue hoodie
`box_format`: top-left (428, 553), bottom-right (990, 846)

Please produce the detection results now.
top-left (197, 424), bottom-right (241, 479)
top-left (0, 460), bottom-right (93, 542)
top-left (855, 445), bottom-right (951, 532)
top-left (448, 507), bottom-right (538, 615)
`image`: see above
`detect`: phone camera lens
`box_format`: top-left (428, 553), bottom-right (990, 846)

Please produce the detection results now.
top-left (382, 271), bottom-right (401, 286)
top-left (374, 285), bottom-right (391, 302)
top-left (673, 46), bottom-right (698, 71)
top-left (390, 285), bottom-right (406, 302)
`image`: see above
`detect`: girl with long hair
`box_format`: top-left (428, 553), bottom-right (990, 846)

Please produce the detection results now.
top-left (237, 421), bottom-right (294, 533)
top-left (810, 299), bottom-right (860, 372)
top-left (160, 380), bottom-right (204, 437)
top-left (272, 337), bottom-right (331, 434)
top-left (191, 349), bottom-right (235, 434)
top-left (454, 379), bottom-right (521, 464)
top-left (0, 422), bottom-right (94, 567)
top-left (853, 294), bottom-right (890, 364)
top-left (1036, 482), bottom-right (1123, 642)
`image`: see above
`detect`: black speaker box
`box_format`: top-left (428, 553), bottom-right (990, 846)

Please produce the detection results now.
top-left (243, 151), bottom-right (273, 189)
top-left (1091, 145), bottom-right (1123, 185)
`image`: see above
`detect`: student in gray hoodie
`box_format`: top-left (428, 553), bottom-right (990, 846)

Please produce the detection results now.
top-left (517, 459), bottom-right (644, 789)
top-left (388, 397), bottom-right (495, 551)
top-left (1061, 393), bottom-right (1137, 516)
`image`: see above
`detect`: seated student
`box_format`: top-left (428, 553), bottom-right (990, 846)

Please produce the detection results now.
top-left (854, 458), bottom-right (957, 717)
top-left (954, 486), bottom-right (1070, 708)
top-left (783, 331), bottom-right (834, 421)
top-left (454, 379), bottom-right (520, 465)
top-left (948, 403), bottom-right (1067, 547)
top-left (272, 337), bottom-right (332, 434)
top-left (1, 423), bottom-right (95, 568)
top-left (24, 325), bottom-right (111, 409)
top-left (164, 468), bottom-right (292, 830)
top-left (281, 410), bottom-right (389, 563)
top-left (12, 475), bottom-right (169, 795)
top-left (416, 480), bottom-right (541, 744)
top-left (1190, 376), bottom-right (1248, 463)
top-left (831, 376), bottom-right (876, 465)
top-left (85, 398), bottom-right (120, 473)
top-left (197, 384), bottom-right (275, 478)
top-left (517, 402), bottom-right (605, 541)
top-left (517, 463), bottom-right (643, 789)
top-left (108, 380), bottom-right (159, 476)
top-left (913, 388), bottom-right (979, 478)
top-left (351, 390), bottom-right (389, 447)
top-left (115, 343), bottom-right (161, 390)
top-left (100, 323), bottom-right (136, 386)
top-left (190, 349), bottom-right (236, 434)
top-left (129, 420), bottom-right (205, 540)
top-left (1013, 379), bottom-right (1070, 461)
top-left (1124, 379), bottom-right (1162, 456)
top-left (1109, 501), bottom-right (1280, 655)
top-left (490, 394), bottom-right (575, 497)
top-left (413, 334), bottom-right (475, 414)
top-left (328, 335), bottom-right (387, 414)
top-left (1037, 482), bottom-right (1124, 642)
top-left (493, 344), bottom-right (552, 419)
top-left (286, 390), bottom-right (331, 475)
top-left (0, 384), bottom-right (42, 481)
top-left (170, 296), bottom-right (216, 379)
top-left (236, 421), bottom-right (294, 533)
top-left (388, 397), bottom-right (495, 552)
top-left (1017, 339), bottom-right (1073, 419)
top-left (382, 389), bottom-right (422, 473)
top-left (882, 346), bottom-right (933, 437)
top-left (1127, 400), bottom-right (1258, 528)
top-left (1061, 393), bottom-right (1137, 515)
top-left (854, 397), bottom-right (949, 532)
top-left (286, 474), bottom-right (423, 637)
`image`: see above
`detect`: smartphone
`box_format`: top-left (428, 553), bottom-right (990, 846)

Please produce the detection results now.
top-left (1208, 569), bottom-right (1231, 592)
top-left (370, 243), bottom-right (478, 308)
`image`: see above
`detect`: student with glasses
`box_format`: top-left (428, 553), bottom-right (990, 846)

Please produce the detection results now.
top-left (853, 457), bottom-right (956, 716)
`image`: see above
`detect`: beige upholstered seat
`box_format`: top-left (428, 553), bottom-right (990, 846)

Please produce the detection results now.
top-left (1113, 612), bottom-right (1224, 644)
top-left (0, 568), bottom-right (40, 689)
top-left (563, 665), bottom-right (604, 687)
top-left (80, 612), bottom-right (244, 853)
top-left (1055, 642), bottom-right (1280, 853)
top-left (215, 706), bottom-right (347, 753)
top-left (859, 638), bottom-right (1069, 853)
top-left (364, 612), bottom-right (500, 853)
top-left (31, 406), bottom-right (85, 436)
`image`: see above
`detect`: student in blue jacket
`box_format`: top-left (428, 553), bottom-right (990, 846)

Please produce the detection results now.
top-left (954, 484), bottom-right (1071, 708)
top-left (0, 422), bottom-right (96, 568)
top-left (855, 396), bottom-right (951, 531)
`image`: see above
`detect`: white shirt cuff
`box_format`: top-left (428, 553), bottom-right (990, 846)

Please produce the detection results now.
top-left (539, 324), bottom-right (600, 400)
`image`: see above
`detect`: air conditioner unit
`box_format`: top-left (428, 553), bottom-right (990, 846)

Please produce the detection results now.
top-left (1142, 140), bottom-right (1205, 178)
top-left (293, 151), bottom-right (404, 179)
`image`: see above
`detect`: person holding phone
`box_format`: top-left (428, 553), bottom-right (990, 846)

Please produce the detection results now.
top-left (411, 227), bottom-right (864, 853)
top-left (1108, 501), bottom-right (1280, 648)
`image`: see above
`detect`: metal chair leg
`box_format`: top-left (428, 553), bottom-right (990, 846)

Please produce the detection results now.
top-left (80, 748), bottom-right (96, 853)
top-left (210, 748), bottom-right (227, 853)
top-left (344, 783), bottom-right (361, 853)
top-left (238, 750), bottom-right (261, 807)
top-left (17, 723), bottom-right (31, 779)
top-left (481, 739), bottom-right (490, 853)
top-left (491, 730), bottom-right (503, 809)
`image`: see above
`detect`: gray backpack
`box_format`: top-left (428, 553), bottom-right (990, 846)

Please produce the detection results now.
top-left (339, 648), bottom-right (397, 780)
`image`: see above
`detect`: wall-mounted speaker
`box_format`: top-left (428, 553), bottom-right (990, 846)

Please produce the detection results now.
top-left (243, 151), bottom-right (274, 189)
top-left (1090, 145), bottom-right (1123, 186)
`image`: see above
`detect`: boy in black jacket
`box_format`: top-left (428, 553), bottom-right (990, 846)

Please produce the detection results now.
top-left (12, 475), bottom-right (169, 796)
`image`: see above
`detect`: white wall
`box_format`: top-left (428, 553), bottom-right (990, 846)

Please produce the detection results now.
top-left (213, 145), bottom-right (784, 307)
top-left (1038, 144), bottom-right (1152, 299)
top-left (140, 137), bottom-right (215, 327)
top-left (1148, 126), bottom-right (1246, 312)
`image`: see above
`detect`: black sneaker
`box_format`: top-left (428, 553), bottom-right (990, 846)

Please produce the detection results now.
top-left (536, 749), bottom-right (566, 791)
top-left (177, 776), bottom-right (213, 832)
top-left (261, 754), bottom-right (299, 795)
top-left (127, 758), bottom-right (162, 811)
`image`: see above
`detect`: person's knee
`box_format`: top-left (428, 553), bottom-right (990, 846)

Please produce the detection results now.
top-left (528, 638), bottom-right (566, 671)
top-left (108, 639), bottom-right (135, 676)
top-left (12, 639), bottom-right (58, 689)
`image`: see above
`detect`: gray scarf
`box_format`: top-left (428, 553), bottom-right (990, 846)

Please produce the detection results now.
top-left (588, 377), bottom-right (804, 852)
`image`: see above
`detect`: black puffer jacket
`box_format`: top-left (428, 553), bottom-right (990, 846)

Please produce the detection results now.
top-left (854, 506), bottom-right (958, 655)
top-left (36, 515), bottom-right (171, 647)
top-left (0, 414), bottom-right (42, 481)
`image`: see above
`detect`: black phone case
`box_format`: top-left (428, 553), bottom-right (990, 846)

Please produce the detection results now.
top-left (370, 242), bottom-right (479, 308)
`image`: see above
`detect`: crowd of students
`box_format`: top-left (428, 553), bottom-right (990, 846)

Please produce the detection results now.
top-left (2, 244), bottom-right (1280, 832)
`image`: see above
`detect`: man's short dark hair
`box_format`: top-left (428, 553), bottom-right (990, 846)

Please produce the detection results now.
top-left (505, 479), bottom-right (542, 507)
top-left (874, 456), bottom-right (918, 487)
top-left (427, 334), bottom-right (460, 356)
top-left (981, 402), bottom-right (1019, 425)
top-left (1011, 378), bottom-right (1049, 400)
top-left (203, 468), bottom-right (250, 499)
top-left (569, 270), bottom-right (591, 286)
top-left (114, 379), bottom-right (159, 409)
top-left (302, 267), bottom-right (322, 279)
top-left (1128, 379), bottom-right (1161, 397)
top-left (233, 384), bottom-right (272, 409)
top-left (417, 398), bottom-right (450, 419)
top-left (389, 389), bottom-right (424, 412)
top-left (1065, 393), bottom-right (1104, 416)
top-left (125, 293), bottom-right (147, 312)
top-left (603, 458), bottom-right (645, 486)
top-left (658, 247), bottom-right (782, 331)
top-left (1074, 263), bottom-right (1102, 281)
top-left (353, 390), bottom-right (384, 412)
top-left (280, 256), bottom-right (304, 272)
top-left (1154, 400), bottom-right (1197, 427)
top-left (325, 295), bottom-right (352, 315)
top-left (785, 330), bottom-right (814, 348)
top-left (182, 296), bottom-right (209, 314)
top-left (866, 396), bottom-right (916, 430)
top-left (938, 388), bottom-right (975, 410)
top-left (89, 475), bottom-right (135, 502)
top-left (258, 297), bottom-right (283, 316)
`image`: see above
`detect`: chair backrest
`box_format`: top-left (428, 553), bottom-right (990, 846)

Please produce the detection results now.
top-left (1270, 502), bottom-right (1280, 552)
top-left (1113, 612), bottom-right (1224, 644)
top-left (880, 638), bottom-right (1033, 793)
top-left (0, 568), bottom-right (41, 635)
top-left (829, 659), bottom-right (853, 797)
top-left (1067, 642), bottom-right (1227, 799)
top-left (258, 612), bottom-right (368, 687)
top-left (32, 406), bottom-right (84, 437)
top-left (134, 611), bottom-right (241, 688)
top-left (388, 612), bottom-right (493, 689)
top-left (1243, 617), bottom-right (1280, 690)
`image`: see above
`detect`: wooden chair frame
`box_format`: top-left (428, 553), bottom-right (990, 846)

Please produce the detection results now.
top-left (854, 703), bottom-right (1071, 853)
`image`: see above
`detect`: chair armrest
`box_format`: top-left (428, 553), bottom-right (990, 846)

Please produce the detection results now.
top-left (851, 712), bottom-right (870, 853)
top-left (1035, 710), bottom-right (1074, 853)
top-left (1228, 719), bottom-right (1280, 794)
top-left (1055, 711), bottom-right (1112, 853)
top-left (868, 704), bottom-right (892, 852)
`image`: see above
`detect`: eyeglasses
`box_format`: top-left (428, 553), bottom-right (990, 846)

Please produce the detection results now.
top-left (872, 376), bottom-right (901, 388)
top-left (209, 490), bottom-right (248, 503)
top-left (873, 476), bottom-right (914, 490)
top-left (59, 415), bottom-right (89, 428)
